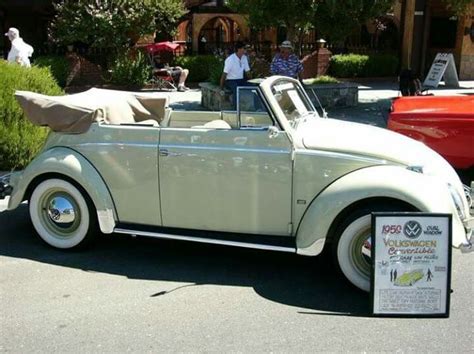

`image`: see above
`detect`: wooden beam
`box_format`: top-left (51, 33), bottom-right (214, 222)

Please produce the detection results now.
top-left (402, 0), bottom-right (416, 69)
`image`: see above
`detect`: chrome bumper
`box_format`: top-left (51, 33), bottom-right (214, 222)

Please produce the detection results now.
top-left (0, 173), bottom-right (12, 200)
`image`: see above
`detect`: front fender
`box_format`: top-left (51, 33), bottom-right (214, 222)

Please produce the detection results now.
top-left (296, 165), bottom-right (465, 255)
top-left (8, 147), bottom-right (116, 233)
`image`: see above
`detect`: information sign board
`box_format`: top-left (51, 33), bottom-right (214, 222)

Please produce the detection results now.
top-left (371, 213), bottom-right (451, 317)
top-left (423, 53), bottom-right (459, 88)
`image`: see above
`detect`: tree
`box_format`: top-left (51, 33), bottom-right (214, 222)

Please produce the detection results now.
top-left (228, 0), bottom-right (320, 44)
top-left (314, 0), bottom-right (395, 43)
top-left (442, 0), bottom-right (473, 15)
top-left (49, 0), bottom-right (187, 49)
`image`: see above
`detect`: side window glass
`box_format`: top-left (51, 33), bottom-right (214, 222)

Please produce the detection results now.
top-left (237, 87), bottom-right (274, 129)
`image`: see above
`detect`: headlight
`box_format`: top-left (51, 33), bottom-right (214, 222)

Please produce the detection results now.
top-left (448, 183), bottom-right (467, 220)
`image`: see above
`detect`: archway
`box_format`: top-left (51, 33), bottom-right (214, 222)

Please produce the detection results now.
top-left (192, 14), bottom-right (249, 54)
top-left (197, 16), bottom-right (241, 54)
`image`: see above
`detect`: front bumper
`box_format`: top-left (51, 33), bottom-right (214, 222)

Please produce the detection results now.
top-left (0, 173), bottom-right (12, 200)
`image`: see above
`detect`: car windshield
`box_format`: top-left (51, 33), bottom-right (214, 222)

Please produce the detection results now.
top-left (270, 79), bottom-right (317, 125)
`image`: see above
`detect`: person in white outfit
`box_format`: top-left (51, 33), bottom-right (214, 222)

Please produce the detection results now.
top-left (5, 27), bottom-right (34, 68)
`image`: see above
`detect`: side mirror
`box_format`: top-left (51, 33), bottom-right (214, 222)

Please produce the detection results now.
top-left (268, 126), bottom-right (279, 139)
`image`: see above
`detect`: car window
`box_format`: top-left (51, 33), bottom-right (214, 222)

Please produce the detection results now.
top-left (237, 87), bottom-right (274, 129)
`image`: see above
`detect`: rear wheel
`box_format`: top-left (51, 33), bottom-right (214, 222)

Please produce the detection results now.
top-left (332, 204), bottom-right (412, 292)
top-left (29, 179), bottom-right (97, 249)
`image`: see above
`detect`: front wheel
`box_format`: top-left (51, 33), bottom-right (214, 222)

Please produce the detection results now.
top-left (332, 205), bottom-right (413, 292)
top-left (29, 179), bottom-right (97, 249)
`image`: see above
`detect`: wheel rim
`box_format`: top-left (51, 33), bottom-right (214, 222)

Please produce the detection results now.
top-left (349, 226), bottom-right (372, 278)
top-left (38, 190), bottom-right (81, 238)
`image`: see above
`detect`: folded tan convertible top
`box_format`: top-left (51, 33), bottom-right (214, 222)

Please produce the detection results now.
top-left (15, 88), bottom-right (169, 133)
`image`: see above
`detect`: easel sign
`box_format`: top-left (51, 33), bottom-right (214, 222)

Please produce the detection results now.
top-left (423, 53), bottom-right (459, 88)
top-left (371, 213), bottom-right (452, 318)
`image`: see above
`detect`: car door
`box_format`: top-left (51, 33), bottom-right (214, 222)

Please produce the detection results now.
top-left (158, 88), bottom-right (293, 236)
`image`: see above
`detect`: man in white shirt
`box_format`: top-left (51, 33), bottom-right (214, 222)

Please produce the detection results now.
top-left (220, 42), bottom-right (250, 108)
top-left (5, 27), bottom-right (34, 68)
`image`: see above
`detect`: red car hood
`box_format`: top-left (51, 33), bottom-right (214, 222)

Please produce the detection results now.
top-left (390, 95), bottom-right (474, 119)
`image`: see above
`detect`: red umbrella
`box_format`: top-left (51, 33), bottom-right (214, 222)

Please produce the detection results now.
top-left (145, 41), bottom-right (180, 53)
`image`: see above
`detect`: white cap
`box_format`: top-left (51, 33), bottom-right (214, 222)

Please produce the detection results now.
top-left (280, 40), bottom-right (293, 49)
top-left (5, 27), bottom-right (19, 38)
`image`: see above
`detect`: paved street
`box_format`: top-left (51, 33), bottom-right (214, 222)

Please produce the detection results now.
top-left (0, 200), bottom-right (473, 352)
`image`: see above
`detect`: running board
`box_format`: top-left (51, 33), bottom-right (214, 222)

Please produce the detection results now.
top-left (114, 227), bottom-right (296, 253)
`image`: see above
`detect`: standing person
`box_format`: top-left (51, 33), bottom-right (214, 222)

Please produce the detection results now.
top-left (4, 27), bottom-right (33, 67)
top-left (270, 40), bottom-right (303, 80)
top-left (220, 42), bottom-right (250, 108)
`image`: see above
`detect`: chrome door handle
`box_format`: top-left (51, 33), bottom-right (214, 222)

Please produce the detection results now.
top-left (159, 149), bottom-right (169, 156)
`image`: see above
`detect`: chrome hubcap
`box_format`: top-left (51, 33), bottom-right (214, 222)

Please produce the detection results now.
top-left (351, 228), bottom-right (372, 277)
top-left (47, 196), bottom-right (76, 227)
top-left (40, 191), bottom-right (81, 238)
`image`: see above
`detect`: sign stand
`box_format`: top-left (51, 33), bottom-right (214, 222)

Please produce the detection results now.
top-left (371, 213), bottom-right (452, 318)
top-left (423, 53), bottom-right (459, 88)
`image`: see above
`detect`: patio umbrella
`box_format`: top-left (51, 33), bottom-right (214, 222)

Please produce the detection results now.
top-left (145, 41), bottom-right (180, 54)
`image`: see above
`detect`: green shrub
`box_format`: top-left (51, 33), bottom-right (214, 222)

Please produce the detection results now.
top-left (109, 50), bottom-right (150, 87)
top-left (33, 55), bottom-right (70, 87)
top-left (0, 60), bottom-right (63, 170)
top-left (303, 75), bottom-right (339, 85)
top-left (209, 59), bottom-right (224, 86)
top-left (173, 55), bottom-right (221, 82)
top-left (329, 53), bottom-right (399, 77)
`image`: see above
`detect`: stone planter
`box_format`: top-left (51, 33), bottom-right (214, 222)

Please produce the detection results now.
top-left (303, 82), bottom-right (358, 108)
top-left (199, 82), bottom-right (233, 111)
top-left (199, 81), bottom-right (359, 111)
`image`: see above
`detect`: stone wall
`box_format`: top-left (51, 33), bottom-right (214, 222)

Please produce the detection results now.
top-left (199, 81), bottom-right (358, 111)
top-left (305, 82), bottom-right (358, 108)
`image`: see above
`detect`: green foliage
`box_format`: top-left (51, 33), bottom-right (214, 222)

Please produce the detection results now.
top-left (33, 55), bottom-right (70, 87)
top-left (209, 60), bottom-right (225, 86)
top-left (329, 53), bottom-right (399, 77)
top-left (109, 50), bottom-right (150, 87)
top-left (315, 0), bottom-right (396, 42)
top-left (50, 0), bottom-right (187, 49)
top-left (228, 0), bottom-right (319, 42)
top-left (173, 55), bottom-right (222, 83)
top-left (303, 75), bottom-right (339, 85)
top-left (0, 60), bottom-right (63, 170)
top-left (442, 0), bottom-right (472, 15)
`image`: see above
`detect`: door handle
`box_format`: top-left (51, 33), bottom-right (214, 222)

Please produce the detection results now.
top-left (159, 149), bottom-right (169, 156)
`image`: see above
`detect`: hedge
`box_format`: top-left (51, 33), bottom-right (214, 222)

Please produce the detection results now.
top-left (173, 55), bottom-right (221, 82)
top-left (329, 54), bottom-right (399, 77)
top-left (33, 55), bottom-right (70, 88)
top-left (0, 60), bottom-right (63, 170)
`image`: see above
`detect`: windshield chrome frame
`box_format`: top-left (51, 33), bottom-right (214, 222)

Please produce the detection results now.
top-left (269, 78), bottom-right (318, 123)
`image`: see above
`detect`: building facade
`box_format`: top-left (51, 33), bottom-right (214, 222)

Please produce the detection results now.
top-left (1, 0), bottom-right (473, 79)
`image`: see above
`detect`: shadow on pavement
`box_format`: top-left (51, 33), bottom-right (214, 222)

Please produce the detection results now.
top-left (0, 204), bottom-right (369, 316)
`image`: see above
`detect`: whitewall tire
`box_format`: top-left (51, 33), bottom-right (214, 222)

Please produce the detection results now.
top-left (29, 179), bottom-right (96, 249)
top-left (335, 214), bottom-right (372, 292)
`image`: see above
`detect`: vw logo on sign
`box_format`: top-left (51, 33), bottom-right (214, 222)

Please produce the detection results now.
top-left (403, 220), bottom-right (422, 239)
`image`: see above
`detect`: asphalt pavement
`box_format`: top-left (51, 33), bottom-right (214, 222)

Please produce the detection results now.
top-left (0, 201), bottom-right (473, 352)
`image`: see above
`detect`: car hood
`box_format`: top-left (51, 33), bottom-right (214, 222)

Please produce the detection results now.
top-left (297, 117), bottom-right (462, 187)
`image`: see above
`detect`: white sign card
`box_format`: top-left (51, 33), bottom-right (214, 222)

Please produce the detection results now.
top-left (371, 213), bottom-right (452, 317)
top-left (423, 53), bottom-right (459, 88)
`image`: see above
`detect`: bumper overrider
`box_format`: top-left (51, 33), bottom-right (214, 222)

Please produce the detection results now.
top-left (460, 182), bottom-right (474, 253)
top-left (0, 173), bottom-right (13, 200)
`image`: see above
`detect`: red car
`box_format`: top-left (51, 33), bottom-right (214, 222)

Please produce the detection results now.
top-left (388, 95), bottom-right (474, 179)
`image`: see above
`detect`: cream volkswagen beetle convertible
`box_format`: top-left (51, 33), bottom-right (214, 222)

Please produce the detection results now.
top-left (1, 76), bottom-right (472, 291)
